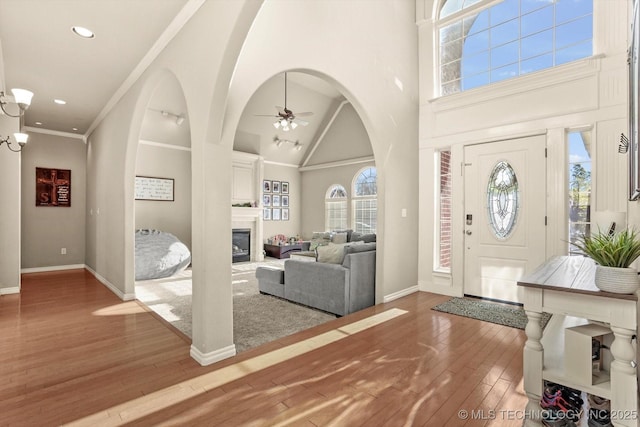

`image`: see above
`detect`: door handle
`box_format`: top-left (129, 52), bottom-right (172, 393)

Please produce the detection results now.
top-left (465, 230), bottom-right (472, 235)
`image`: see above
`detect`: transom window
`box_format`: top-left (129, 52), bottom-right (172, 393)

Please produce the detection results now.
top-left (353, 167), bottom-right (377, 234)
top-left (438, 0), bottom-right (593, 95)
top-left (325, 185), bottom-right (348, 231)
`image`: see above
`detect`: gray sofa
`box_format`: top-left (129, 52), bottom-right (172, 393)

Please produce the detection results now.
top-left (256, 242), bottom-right (376, 316)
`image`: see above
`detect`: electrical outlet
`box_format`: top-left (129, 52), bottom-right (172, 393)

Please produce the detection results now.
top-left (61, 248), bottom-right (67, 255)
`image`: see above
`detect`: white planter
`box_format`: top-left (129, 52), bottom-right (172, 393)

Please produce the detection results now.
top-left (595, 266), bottom-right (640, 294)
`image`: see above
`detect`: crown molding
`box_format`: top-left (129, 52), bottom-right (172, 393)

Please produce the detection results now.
top-left (298, 155), bottom-right (374, 172)
top-left (24, 126), bottom-right (86, 142)
top-left (139, 139), bottom-right (191, 151)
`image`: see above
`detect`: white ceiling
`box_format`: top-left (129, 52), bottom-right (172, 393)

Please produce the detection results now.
top-left (0, 0), bottom-right (189, 135)
top-left (0, 0), bottom-right (349, 164)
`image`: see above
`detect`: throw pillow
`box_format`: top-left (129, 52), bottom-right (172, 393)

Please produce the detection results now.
top-left (309, 231), bottom-right (331, 251)
top-left (331, 232), bottom-right (348, 244)
top-left (316, 243), bottom-right (348, 264)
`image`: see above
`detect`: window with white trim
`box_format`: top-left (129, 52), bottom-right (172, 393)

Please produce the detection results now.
top-left (438, 0), bottom-right (593, 95)
top-left (325, 185), bottom-right (348, 231)
top-left (436, 150), bottom-right (452, 270)
top-left (567, 130), bottom-right (592, 255)
top-left (353, 167), bottom-right (377, 234)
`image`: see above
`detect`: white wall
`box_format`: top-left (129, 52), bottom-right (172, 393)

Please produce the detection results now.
top-left (0, 115), bottom-right (21, 293)
top-left (21, 133), bottom-right (86, 269)
top-left (135, 143), bottom-right (192, 249)
top-left (417, 0), bottom-right (630, 297)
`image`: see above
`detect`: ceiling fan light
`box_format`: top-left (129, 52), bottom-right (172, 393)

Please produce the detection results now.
top-left (273, 121), bottom-right (280, 129)
top-left (11, 88), bottom-right (34, 109)
top-left (280, 119), bottom-right (288, 127)
top-left (282, 125), bottom-right (290, 132)
top-left (290, 121), bottom-right (298, 129)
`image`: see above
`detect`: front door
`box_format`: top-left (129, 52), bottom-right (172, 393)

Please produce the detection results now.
top-left (464, 136), bottom-right (546, 303)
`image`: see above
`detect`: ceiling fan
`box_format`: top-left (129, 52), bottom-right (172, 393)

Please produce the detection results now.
top-left (256, 72), bottom-right (313, 131)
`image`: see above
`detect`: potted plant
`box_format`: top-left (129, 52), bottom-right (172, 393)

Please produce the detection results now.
top-left (573, 228), bottom-right (640, 294)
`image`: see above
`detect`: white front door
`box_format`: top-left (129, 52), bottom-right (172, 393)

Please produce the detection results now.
top-left (464, 136), bottom-right (547, 303)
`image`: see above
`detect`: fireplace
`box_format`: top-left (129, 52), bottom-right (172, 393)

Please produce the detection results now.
top-left (232, 229), bottom-right (251, 263)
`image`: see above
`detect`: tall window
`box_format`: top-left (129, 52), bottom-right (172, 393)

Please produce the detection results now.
top-left (325, 185), bottom-right (348, 231)
top-left (568, 130), bottom-right (592, 255)
top-left (437, 150), bottom-right (452, 270)
top-left (353, 167), bottom-right (377, 234)
top-left (438, 0), bottom-right (593, 95)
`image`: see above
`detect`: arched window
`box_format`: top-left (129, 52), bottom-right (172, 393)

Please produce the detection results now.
top-left (325, 185), bottom-right (348, 231)
top-left (438, 0), bottom-right (593, 95)
top-left (352, 167), bottom-right (377, 234)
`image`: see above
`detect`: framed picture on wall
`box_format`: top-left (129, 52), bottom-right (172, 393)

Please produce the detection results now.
top-left (263, 180), bottom-right (272, 193)
top-left (282, 208), bottom-right (289, 221)
top-left (264, 208), bottom-right (271, 220)
top-left (272, 181), bottom-right (281, 193)
top-left (263, 194), bottom-right (271, 207)
top-left (36, 167), bottom-right (72, 207)
top-left (281, 182), bottom-right (289, 194)
top-left (272, 208), bottom-right (281, 220)
top-left (281, 195), bottom-right (289, 207)
top-left (272, 195), bottom-right (280, 207)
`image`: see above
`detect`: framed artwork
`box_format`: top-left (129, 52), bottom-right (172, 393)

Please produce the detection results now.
top-left (263, 194), bottom-right (271, 207)
top-left (135, 176), bottom-right (174, 201)
top-left (263, 208), bottom-right (271, 220)
top-left (281, 195), bottom-right (289, 207)
top-left (263, 180), bottom-right (272, 193)
top-left (272, 195), bottom-right (280, 207)
top-left (281, 182), bottom-right (289, 194)
top-left (272, 181), bottom-right (281, 193)
top-left (272, 208), bottom-right (281, 221)
top-left (36, 167), bottom-right (71, 207)
top-left (282, 208), bottom-right (289, 221)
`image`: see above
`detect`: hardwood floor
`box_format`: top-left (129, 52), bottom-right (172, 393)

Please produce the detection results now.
top-left (0, 269), bottom-right (528, 426)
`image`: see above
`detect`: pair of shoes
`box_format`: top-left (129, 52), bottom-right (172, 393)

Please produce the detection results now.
top-left (587, 393), bottom-right (612, 427)
top-left (542, 411), bottom-right (577, 427)
top-left (540, 384), bottom-right (583, 422)
top-left (587, 394), bottom-right (610, 411)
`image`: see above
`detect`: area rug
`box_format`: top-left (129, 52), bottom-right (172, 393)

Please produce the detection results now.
top-left (135, 261), bottom-right (336, 353)
top-left (432, 297), bottom-right (552, 330)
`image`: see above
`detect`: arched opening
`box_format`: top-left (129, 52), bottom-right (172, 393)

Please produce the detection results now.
top-left (125, 71), bottom-right (194, 337)
top-left (228, 70), bottom-right (378, 351)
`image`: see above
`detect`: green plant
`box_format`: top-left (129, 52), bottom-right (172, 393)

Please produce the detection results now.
top-left (573, 228), bottom-right (640, 268)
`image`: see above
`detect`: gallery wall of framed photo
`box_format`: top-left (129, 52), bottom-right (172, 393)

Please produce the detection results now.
top-left (263, 179), bottom-right (290, 221)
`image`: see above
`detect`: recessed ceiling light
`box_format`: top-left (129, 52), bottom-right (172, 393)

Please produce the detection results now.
top-left (35, 121), bottom-right (43, 125)
top-left (72, 127), bottom-right (78, 131)
top-left (72, 26), bottom-right (95, 39)
top-left (54, 99), bottom-right (66, 105)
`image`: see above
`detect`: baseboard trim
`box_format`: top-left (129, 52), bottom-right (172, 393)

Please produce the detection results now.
top-left (0, 286), bottom-right (20, 295)
top-left (383, 285), bottom-right (419, 303)
top-left (84, 265), bottom-right (136, 301)
top-left (190, 344), bottom-right (237, 366)
top-left (21, 264), bottom-right (86, 274)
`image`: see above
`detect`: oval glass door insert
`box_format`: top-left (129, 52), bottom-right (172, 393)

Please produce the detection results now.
top-left (487, 161), bottom-right (519, 239)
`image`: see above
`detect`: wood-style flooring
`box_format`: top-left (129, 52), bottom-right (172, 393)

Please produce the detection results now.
top-left (0, 269), bottom-right (528, 426)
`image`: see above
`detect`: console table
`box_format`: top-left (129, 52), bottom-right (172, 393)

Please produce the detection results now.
top-left (518, 256), bottom-right (639, 426)
top-left (264, 243), bottom-right (303, 259)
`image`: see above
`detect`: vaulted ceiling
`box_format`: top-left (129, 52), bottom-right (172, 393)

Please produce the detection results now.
top-left (0, 0), bottom-right (363, 165)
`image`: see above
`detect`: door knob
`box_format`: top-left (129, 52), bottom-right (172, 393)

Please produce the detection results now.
top-left (465, 230), bottom-right (472, 235)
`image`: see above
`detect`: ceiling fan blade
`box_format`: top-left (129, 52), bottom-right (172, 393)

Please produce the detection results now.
top-left (293, 118), bottom-right (309, 126)
top-left (294, 112), bottom-right (314, 117)
top-left (254, 114), bottom-right (278, 117)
